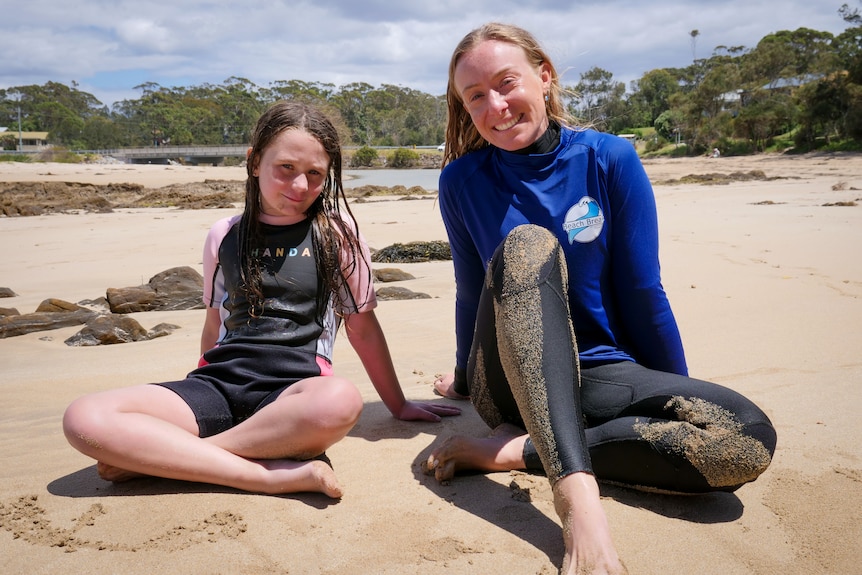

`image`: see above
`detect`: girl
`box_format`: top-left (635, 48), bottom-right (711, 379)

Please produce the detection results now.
top-left (64, 101), bottom-right (458, 498)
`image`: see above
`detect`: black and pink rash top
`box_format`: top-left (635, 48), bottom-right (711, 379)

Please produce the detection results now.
top-left (200, 214), bottom-right (377, 376)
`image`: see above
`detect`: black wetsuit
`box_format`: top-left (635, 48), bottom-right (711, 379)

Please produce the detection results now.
top-left (440, 125), bottom-right (776, 493)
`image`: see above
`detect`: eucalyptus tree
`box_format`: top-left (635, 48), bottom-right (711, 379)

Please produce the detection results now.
top-left (628, 68), bottom-right (682, 128)
top-left (570, 67), bottom-right (627, 131)
top-left (213, 77), bottom-right (266, 144)
top-left (331, 82), bottom-right (375, 145)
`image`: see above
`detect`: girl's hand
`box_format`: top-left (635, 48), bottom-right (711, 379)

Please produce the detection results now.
top-left (433, 373), bottom-right (470, 400)
top-left (395, 400), bottom-right (461, 422)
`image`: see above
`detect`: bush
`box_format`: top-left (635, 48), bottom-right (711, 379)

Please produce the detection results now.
top-left (35, 147), bottom-right (82, 163)
top-left (713, 137), bottom-right (756, 156)
top-left (388, 147), bottom-right (420, 168)
top-left (644, 136), bottom-right (667, 153)
top-left (350, 146), bottom-right (378, 168)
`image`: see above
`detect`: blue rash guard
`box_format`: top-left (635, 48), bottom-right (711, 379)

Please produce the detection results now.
top-left (439, 127), bottom-right (688, 382)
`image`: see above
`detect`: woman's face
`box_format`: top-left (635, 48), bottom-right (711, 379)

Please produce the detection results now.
top-left (252, 128), bottom-right (329, 225)
top-left (454, 39), bottom-right (551, 152)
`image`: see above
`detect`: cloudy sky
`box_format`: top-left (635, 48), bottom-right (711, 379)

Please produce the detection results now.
top-left (1, 0), bottom-right (851, 108)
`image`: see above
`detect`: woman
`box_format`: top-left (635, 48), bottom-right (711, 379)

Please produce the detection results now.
top-left (425, 23), bottom-right (776, 575)
top-left (64, 101), bottom-right (459, 498)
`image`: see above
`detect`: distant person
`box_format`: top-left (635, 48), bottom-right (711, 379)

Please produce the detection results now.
top-left (424, 22), bottom-right (776, 574)
top-left (712, 147), bottom-right (721, 158)
top-left (64, 101), bottom-right (459, 498)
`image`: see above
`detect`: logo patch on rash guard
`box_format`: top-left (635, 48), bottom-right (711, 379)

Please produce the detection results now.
top-left (563, 196), bottom-right (604, 244)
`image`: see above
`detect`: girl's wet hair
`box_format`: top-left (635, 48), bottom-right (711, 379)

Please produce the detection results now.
top-left (240, 101), bottom-right (366, 319)
top-left (442, 22), bottom-right (572, 166)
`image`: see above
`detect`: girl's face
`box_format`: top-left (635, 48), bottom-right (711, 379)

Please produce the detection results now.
top-left (252, 128), bottom-right (330, 225)
top-left (454, 39), bottom-right (551, 152)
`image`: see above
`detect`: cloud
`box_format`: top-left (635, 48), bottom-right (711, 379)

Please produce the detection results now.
top-left (0, 0), bottom-right (849, 108)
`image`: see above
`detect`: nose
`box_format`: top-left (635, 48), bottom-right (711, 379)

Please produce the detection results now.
top-left (292, 173), bottom-right (309, 192)
top-left (487, 89), bottom-right (507, 114)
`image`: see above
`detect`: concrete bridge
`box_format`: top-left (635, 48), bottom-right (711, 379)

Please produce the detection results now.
top-left (105, 144), bottom-right (250, 165)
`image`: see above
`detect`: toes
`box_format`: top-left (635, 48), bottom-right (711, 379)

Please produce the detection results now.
top-left (435, 459), bottom-right (456, 484)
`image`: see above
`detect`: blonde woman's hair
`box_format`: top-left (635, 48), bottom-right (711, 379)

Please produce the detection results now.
top-left (442, 22), bottom-right (573, 166)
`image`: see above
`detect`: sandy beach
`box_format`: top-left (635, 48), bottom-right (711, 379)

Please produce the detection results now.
top-left (1, 153), bottom-right (861, 574)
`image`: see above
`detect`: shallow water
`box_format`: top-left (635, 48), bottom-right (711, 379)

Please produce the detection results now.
top-left (344, 168), bottom-right (441, 190)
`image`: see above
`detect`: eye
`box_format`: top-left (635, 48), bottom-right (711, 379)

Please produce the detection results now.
top-left (464, 91), bottom-right (484, 104)
top-left (499, 76), bottom-right (517, 92)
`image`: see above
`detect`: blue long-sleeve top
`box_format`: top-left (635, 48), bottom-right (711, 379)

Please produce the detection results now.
top-left (438, 127), bottom-right (688, 383)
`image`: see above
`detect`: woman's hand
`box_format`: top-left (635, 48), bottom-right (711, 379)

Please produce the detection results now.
top-left (433, 373), bottom-right (470, 400)
top-left (395, 400), bottom-right (461, 422)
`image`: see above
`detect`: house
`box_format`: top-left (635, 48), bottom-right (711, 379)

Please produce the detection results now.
top-left (0, 128), bottom-right (50, 151)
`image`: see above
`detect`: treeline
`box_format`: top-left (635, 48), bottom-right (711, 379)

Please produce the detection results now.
top-left (570, 3), bottom-right (862, 153)
top-left (1, 4), bottom-right (860, 155)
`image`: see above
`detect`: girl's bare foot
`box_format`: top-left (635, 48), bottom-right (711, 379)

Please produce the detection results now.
top-left (554, 472), bottom-right (628, 575)
top-left (256, 458), bottom-right (344, 499)
top-left (423, 423), bottom-right (527, 483)
top-left (97, 461), bottom-right (147, 482)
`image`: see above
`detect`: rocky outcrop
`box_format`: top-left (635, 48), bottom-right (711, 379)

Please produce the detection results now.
top-left (0, 267), bottom-right (203, 344)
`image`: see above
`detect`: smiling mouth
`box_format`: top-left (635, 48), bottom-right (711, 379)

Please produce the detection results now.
top-left (494, 114), bottom-right (523, 132)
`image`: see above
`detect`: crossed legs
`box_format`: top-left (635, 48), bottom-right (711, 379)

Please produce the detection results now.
top-left (63, 375), bottom-right (363, 497)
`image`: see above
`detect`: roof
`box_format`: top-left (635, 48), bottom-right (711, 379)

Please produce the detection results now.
top-left (0, 131), bottom-right (49, 139)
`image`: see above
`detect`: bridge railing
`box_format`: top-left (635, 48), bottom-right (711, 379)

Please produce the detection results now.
top-left (106, 145), bottom-right (250, 159)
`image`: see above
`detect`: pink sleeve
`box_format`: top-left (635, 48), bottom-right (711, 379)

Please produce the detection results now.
top-left (337, 216), bottom-right (377, 315)
top-left (202, 215), bottom-right (242, 308)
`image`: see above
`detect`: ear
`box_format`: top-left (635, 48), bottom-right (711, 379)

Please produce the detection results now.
top-left (246, 147), bottom-right (258, 176)
top-left (539, 61), bottom-right (552, 92)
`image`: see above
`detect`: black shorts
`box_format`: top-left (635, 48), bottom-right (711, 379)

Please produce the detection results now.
top-left (156, 342), bottom-right (322, 437)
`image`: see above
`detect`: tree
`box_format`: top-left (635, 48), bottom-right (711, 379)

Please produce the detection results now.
top-left (331, 82), bottom-right (375, 145)
top-left (690, 29), bottom-right (700, 63)
top-left (570, 67), bottom-right (627, 130)
top-left (628, 69), bottom-right (681, 127)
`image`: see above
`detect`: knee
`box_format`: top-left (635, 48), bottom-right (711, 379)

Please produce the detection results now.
top-left (316, 377), bottom-right (363, 430)
top-left (62, 395), bottom-right (107, 454)
top-left (494, 225), bottom-right (565, 295)
top-left (502, 225), bottom-right (559, 265)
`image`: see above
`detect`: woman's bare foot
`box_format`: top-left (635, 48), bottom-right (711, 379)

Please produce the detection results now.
top-left (554, 472), bottom-right (628, 575)
top-left (423, 423), bottom-right (527, 483)
top-left (97, 461), bottom-right (147, 482)
top-left (432, 373), bottom-right (470, 400)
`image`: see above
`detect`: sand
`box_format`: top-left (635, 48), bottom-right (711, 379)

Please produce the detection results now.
top-left (1, 153), bottom-right (860, 574)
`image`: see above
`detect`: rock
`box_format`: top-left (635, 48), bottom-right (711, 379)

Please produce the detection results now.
top-left (36, 298), bottom-right (89, 313)
top-left (106, 286), bottom-right (158, 313)
top-left (371, 241), bottom-right (451, 263)
top-left (0, 307), bottom-right (20, 317)
top-left (149, 266), bottom-right (205, 310)
top-left (107, 266), bottom-right (204, 313)
top-left (0, 307), bottom-right (97, 339)
top-left (373, 268), bottom-right (416, 282)
top-left (64, 314), bottom-right (152, 346)
top-left (0, 287), bottom-right (18, 298)
top-left (375, 286), bottom-right (432, 300)
top-left (147, 322), bottom-right (181, 339)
